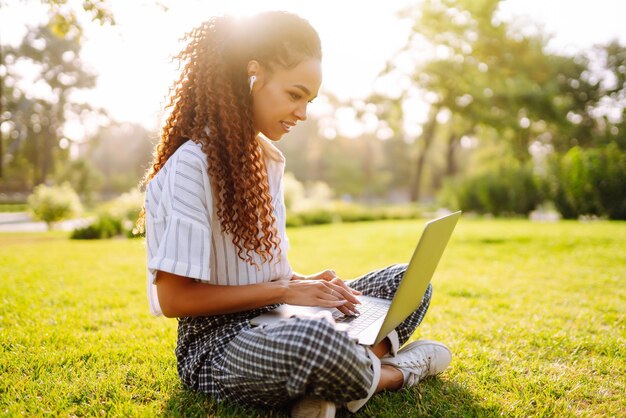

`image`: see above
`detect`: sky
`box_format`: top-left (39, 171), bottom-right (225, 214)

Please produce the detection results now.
top-left (2, 0), bottom-right (626, 140)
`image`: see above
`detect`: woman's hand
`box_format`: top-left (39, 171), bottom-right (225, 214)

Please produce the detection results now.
top-left (288, 270), bottom-right (362, 316)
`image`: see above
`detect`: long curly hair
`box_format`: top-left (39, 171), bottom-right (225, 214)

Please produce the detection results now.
top-left (139, 12), bottom-right (321, 266)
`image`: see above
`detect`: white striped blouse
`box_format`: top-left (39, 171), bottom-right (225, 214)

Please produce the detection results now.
top-left (144, 138), bottom-right (293, 316)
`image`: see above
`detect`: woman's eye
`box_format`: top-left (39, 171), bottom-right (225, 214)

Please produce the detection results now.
top-left (289, 92), bottom-right (301, 101)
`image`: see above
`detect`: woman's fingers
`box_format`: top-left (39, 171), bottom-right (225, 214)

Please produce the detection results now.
top-left (316, 298), bottom-right (347, 308)
top-left (314, 269), bottom-right (337, 281)
top-left (328, 281), bottom-right (360, 305)
top-left (316, 297), bottom-right (356, 314)
top-left (320, 286), bottom-right (360, 315)
top-left (288, 279), bottom-right (360, 314)
top-left (315, 285), bottom-right (360, 313)
top-left (336, 304), bottom-right (353, 316)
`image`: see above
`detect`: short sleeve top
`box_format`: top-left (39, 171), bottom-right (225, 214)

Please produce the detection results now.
top-left (144, 138), bottom-right (293, 316)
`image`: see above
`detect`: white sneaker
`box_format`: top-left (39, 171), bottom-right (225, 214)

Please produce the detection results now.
top-left (380, 340), bottom-right (452, 387)
top-left (291, 397), bottom-right (336, 418)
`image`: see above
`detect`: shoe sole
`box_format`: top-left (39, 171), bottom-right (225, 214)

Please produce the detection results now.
top-left (291, 397), bottom-right (336, 418)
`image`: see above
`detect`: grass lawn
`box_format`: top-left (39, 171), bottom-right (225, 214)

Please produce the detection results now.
top-left (1, 219), bottom-right (624, 417)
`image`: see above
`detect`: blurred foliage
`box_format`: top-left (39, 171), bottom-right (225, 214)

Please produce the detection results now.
top-left (27, 182), bottom-right (82, 229)
top-left (1, 22), bottom-right (98, 189)
top-left (285, 202), bottom-right (422, 228)
top-left (438, 161), bottom-right (543, 216)
top-left (70, 211), bottom-right (122, 239)
top-left (55, 158), bottom-right (104, 204)
top-left (71, 187), bottom-right (144, 239)
top-left (549, 143), bottom-right (626, 220)
top-left (283, 172), bottom-right (305, 211)
top-left (43, 0), bottom-right (115, 40)
top-left (374, 0), bottom-right (626, 203)
top-left (283, 171), bottom-right (421, 226)
top-left (2, 0), bottom-right (625, 222)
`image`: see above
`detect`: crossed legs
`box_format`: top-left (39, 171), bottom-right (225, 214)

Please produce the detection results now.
top-left (214, 264), bottom-right (432, 407)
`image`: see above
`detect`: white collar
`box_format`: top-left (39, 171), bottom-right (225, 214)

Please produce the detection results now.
top-left (257, 136), bottom-right (285, 163)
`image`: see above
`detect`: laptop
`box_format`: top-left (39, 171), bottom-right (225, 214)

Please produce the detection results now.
top-left (251, 211), bottom-right (462, 346)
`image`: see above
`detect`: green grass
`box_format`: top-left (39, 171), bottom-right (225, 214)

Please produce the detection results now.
top-left (0, 204), bottom-right (28, 213)
top-left (1, 219), bottom-right (624, 417)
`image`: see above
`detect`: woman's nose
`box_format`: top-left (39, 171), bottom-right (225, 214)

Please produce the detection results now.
top-left (294, 103), bottom-right (308, 121)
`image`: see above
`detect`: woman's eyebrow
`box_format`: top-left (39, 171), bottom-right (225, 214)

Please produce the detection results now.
top-left (293, 84), bottom-right (317, 100)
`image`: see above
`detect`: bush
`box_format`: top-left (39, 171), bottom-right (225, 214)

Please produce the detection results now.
top-left (549, 143), bottom-right (626, 220)
top-left (286, 202), bottom-right (421, 227)
top-left (106, 188), bottom-right (144, 236)
top-left (27, 183), bottom-right (83, 230)
top-left (294, 209), bottom-right (336, 225)
top-left (71, 212), bottom-right (123, 239)
top-left (71, 188), bottom-right (144, 240)
top-left (283, 172), bottom-right (334, 213)
top-left (438, 163), bottom-right (543, 216)
top-left (283, 172), bottom-right (305, 211)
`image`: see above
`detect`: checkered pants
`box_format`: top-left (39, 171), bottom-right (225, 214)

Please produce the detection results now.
top-left (207, 263), bottom-right (433, 406)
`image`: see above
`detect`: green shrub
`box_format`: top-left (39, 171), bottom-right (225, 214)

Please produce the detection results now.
top-left (69, 224), bottom-right (102, 239)
top-left (71, 188), bottom-right (144, 239)
top-left (438, 164), bottom-right (543, 216)
top-left (285, 213), bottom-right (305, 227)
top-left (283, 172), bottom-right (305, 211)
top-left (71, 212), bottom-right (123, 240)
top-left (297, 209), bottom-right (336, 225)
top-left (107, 188), bottom-right (145, 237)
top-left (549, 143), bottom-right (626, 220)
top-left (377, 204), bottom-right (422, 220)
top-left (285, 202), bottom-right (421, 227)
top-left (27, 183), bottom-right (83, 230)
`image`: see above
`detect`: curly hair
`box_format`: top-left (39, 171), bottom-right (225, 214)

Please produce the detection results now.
top-left (139, 12), bottom-right (321, 266)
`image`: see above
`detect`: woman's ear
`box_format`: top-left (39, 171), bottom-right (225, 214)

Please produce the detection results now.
top-left (247, 60), bottom-right (260, 79)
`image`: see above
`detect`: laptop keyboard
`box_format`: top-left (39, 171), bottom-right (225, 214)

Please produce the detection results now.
top-left (332, 298), bottom-right (389, 335)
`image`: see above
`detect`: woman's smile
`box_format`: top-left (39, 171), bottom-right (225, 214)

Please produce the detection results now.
top-left (280, 120), bottom-right (297, 132)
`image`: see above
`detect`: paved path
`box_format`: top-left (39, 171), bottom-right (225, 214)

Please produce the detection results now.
top-left (0, 212), bottom-right (91, 232)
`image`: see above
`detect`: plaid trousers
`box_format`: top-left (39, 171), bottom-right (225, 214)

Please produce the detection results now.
top-left (208, 263), bottom-right (433, 406)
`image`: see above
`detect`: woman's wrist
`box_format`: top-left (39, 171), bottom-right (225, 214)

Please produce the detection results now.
top-left (290, 271), bottom-right (308, 281)
top-left (266, 280), bottom-right (289, 304)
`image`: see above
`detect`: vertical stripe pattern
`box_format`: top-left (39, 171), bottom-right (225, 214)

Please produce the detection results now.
top-left (145, 139), bottom-right (293, 316)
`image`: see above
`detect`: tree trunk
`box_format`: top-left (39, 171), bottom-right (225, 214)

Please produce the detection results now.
top-left (0, 69), bottom-right (3, 179)
top-left (42, 129), bottom-right (52, 183)
top-left (409, 106), bottom-right (439, 202)
top-left (445, 133), bottom-right (459, 177)
top-left (32, 130), bottom-right (41, 185)
top-left (363, 136), bottom-right (373, 201)
top-left (0, 128), bottom-right (3, 179)
top-left (445, 125), bottom-right (476, 179)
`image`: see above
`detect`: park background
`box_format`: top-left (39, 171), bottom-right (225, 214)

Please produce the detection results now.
top-left (1, 0), bottom-right (625, 416)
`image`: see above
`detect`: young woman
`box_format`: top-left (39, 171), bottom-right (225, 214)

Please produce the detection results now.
top-left (141, 11), bottom-right (451, 417)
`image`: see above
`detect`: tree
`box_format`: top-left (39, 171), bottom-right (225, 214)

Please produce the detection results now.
top-left (376, 0), bottom-right (623, 201)
top-left (42, 0), bottom-right (115, 38)
top-left (86, 121), bottom-right (154, 195)
top-left (1, 23), bottom-right (97, 188)
top-left (1, 0), bottom-right (115, 187)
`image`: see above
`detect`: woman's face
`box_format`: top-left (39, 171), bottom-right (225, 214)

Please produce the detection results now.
top-left (250, 58), bottom-right (322, 141)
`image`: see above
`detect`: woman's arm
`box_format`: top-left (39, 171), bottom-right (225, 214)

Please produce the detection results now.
top-left (155, 270), bottom-right (357, 318)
